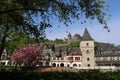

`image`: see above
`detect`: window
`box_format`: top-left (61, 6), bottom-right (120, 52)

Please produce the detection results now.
top-left (60, 63), bottom-right (64, 67)
top-left (53, 58), bottom-right (56, 60)
top-left (103, 57), bottom-right (107, 60)
top-left (67, 64), bottom-right (70, 67)
top-left (96, 57), bottom-right (100, 61)
top-left (100, 51), bottom-right (103, 54)
top-left (73, 64), bottom-right (77, 67)
top-left (67, 57), bottom-right (73, 60)
top-left (88, 64), bottom-right (90, 67)
top-left (110, 57), bottom-right (114, 60)
top-left (61, 57), bottom-right (64, 60)
top-left (86, 50), bottom-right (89, 54)
top-left (86, 43), bottom-right (89, 46)
top-left (75, 57), bottom-right (80, 60)
top-left (117, 57), bottom-right (119, 60)
top-left (87, 58), bottom-right (90, 61)
top-left (1, 62), bottom-right (6, 65)
top-left (2, 55), bottom-right (6, 59)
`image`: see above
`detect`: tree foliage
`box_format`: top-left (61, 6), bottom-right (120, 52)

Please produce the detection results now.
top-left (5, 31), bottom-right (28, 55)
top-left (116, 45), bottom-right (120, 49)
top-left (0, 0), bottom-right (109, 57)
top-left (11, 44), bottom-right (43, 67)
top-left (54, 38), bottom-right (64, 43)
top-left (1, 70), bottom-right (120, 80)
top-left (6, 31), bottom-right (41, 55)
top-left (68, 41), bottom-right (80, 48)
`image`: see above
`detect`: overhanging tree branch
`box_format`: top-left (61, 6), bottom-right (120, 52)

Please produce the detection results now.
top-left (0, 8), bottom-right (46, 14)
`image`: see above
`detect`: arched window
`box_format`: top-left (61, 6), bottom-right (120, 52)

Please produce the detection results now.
top-left (57, 64), bottom-right (59, 67)
top-left (73, 64), bottom-right (77, 67)
top-left (53, 63), bottom-right (56, 67)
top-left (60, 63), bottom-right (64, 67)
top-left (1, 62), bottom-right (5, 65)
top-left (67, 64), bottom-right (70, 67)
top-left (46, 62), bottom-right (49, 66)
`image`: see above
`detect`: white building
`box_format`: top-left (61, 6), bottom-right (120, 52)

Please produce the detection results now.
top-left (0, 49), bottom-right (10, 66)
top-left (50, 47), bottom-right (82, 68)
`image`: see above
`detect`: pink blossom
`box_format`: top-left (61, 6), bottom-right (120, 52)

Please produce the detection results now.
top-left (11, 44), bottom-right (43, 66)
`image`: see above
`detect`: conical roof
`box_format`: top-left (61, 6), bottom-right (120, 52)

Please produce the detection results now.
top-left (82, 28), bottom-right (93, 41)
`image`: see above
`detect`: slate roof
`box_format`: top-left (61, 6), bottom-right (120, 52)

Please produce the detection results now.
top-left (95, 43), bottom-right (115, 51)
top-left (82, 28), bottom-right (93, 41)
top-left (95, 43), bottom-right (120, 57)
top-left (74, 34), bottom-right (81, 39)
top-left (95, 50), bottom-right (120, 57)
top-left (67, 47), bottom-right (82, 55)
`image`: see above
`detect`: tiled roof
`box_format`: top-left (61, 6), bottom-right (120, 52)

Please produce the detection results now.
top-left (68, 47), bottom-right (82, 55)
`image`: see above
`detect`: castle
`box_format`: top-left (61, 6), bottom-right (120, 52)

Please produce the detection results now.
top-left (43, 28), bottom-right (120, 70)
top-left (64, 33), bottom-right (81, 43)
top-left (1, 28), bottom-right (120, 70)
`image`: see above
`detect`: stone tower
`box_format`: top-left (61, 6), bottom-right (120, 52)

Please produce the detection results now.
top-left (67, 32), bottom-right (72, 40)
top-left (67, 32), bottom-right (72, 43)
top-left (80, 28), bottom-right (95, 68)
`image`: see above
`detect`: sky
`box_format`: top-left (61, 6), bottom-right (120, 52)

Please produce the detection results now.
top-left (45, 0), bottom-right (120, 46)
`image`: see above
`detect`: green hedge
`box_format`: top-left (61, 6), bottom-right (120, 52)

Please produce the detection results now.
top-left (0, 70), bottom-right (120, 80)
top-left (0, 65), bottom-right (21, 71)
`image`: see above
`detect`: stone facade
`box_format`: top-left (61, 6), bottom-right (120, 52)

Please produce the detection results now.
top-left (65, 33), bottom-right (81, 43)
top-left (80, 41), bottom-right (95, 67)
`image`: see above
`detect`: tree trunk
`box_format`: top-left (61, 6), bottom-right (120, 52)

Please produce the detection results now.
top-left (14, 63), bottom-right (18, 71)
top-left (0, 26), bottom-right (9, 58)
top-left (0, 35), bottom-right (6, 58)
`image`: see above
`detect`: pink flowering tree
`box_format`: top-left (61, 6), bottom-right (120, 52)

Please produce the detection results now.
top-left (11, 44), bottom-right (43, 67)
